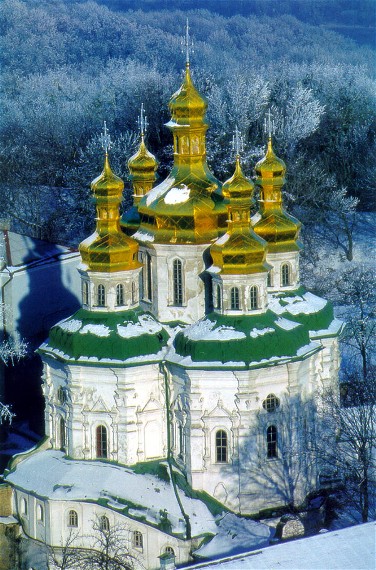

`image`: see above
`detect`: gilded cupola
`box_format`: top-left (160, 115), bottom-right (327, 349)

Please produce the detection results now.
top-left (253, 121), bottom-right (301, 253)
top-left (80, 123), bottom-right (141, 273)
top-left (128, 104), bottom-right (158, 205)
top-left (210, 134), bottom-right (268, 275)
top-left (122, 105), bottom-right (158, 234)
top-left (135, 21), bottom-right (227, 245)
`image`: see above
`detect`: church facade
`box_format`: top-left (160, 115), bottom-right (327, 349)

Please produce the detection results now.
top-left (4, 53), bottom-right (342, 569)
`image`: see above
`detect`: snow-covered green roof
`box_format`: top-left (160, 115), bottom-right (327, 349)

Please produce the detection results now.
top-left (38, 308), bottom-right (169, 367)
top-left (170, 288), bottom-right (342, 369)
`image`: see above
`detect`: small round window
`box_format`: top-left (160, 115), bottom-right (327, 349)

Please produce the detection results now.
top-left (262, 394), bottom-right (280, 413)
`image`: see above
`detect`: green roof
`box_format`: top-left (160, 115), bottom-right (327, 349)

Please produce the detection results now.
top-left (171, 288), bottom-right (341, 369)
top-left (38, 308), bottom-right (169, 367)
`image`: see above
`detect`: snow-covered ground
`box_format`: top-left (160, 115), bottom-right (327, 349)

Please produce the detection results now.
top-left (184, 522), bottom-right (376, 569)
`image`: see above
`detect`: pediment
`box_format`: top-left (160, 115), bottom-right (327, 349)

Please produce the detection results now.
top-left (90, 396), bottom-right (110, 413)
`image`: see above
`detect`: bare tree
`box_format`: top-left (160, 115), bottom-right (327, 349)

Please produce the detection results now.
top-left (319, 369), bottom-right (376, 523)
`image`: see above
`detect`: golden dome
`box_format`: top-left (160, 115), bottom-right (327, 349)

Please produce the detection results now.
top-left (80, 153), bottom-right (142, 273)
top-left (210, 156), bottom-right (267, 275)
top-left (255, 137), bottom-right (286, 181)
top-left (222, 156), bottom-right (255, 201)
top-left (168, 64), bottom-right (207, 125)
top-left (128, 137), bottom-right (158, 174)
top-left (136, 64), bottom-right (227, 245)
top-left (253, 137), bottom-right (301, 253)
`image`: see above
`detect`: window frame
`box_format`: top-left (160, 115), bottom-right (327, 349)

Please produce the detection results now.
top-left (96, 425), bottom-right (108, 459)
top-left (60, 416), bottom-right (66, 451)
top-left (281, 263), bottom-right (291, 287)
top-left (230, 287), bottom-right (240, 310)
top-left (267, 425), bottom-right (278, 459)
top-left (68, 509), bottom-right (78, 528)
top-left (116, 283), bottom-right (124, 306)
top-left (82, 280), bottom-right (89, 305)
top-left (133, 530), bottom-right (143, 549)
top-left (99, 515), bottom-right (110, 532)
top-left (97, 284), bottom-right (106, 307)
top-left (249, 285), bottom-right (258, 310)
top-left (172, 259), bottom-right (184, 306)
top-left (215, 429), bottom-right (228, 463)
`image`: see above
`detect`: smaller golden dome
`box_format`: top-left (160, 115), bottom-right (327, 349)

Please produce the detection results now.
top-left (80, 153), bottom-right (142, 273)
top-left (168, 65), bottom-right (207, 124)
top-left (92, 153), bottom-right (124, 196)
top-left (128, 137), bottom-right (157, 174)
top-left (222, 156), bottom-right (254, 201)
top-left (255, 137), bottom-right (286, 181)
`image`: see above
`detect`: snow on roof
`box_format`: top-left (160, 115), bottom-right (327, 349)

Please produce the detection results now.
top-left (58, 319), bottom-right (82, 333)
top-left (3, 231), bottom-right (77, 270)
top-left (117, 314), bottom-right (163, 338)
top-left (193, 512), bottom-right (270, 558)
top-left (215, 233), bottom-right (230, 246)
top-left (184, 319), bottom-right (246, 341)
top-left (274, 317), bottom-right (300, 331)
top-left (164, 185), bottom-right (191, 205)
top-left (249, 327), bottom-right (274, 338)
top-left (310, 318), bottom-right (344, 338)
top-left (132, 230), bottom-right (155, 242)
top-left (80, 324), bottom-right (111, 337)
top-left (185, 522), bottom-right (376, 570)
top-left (269, 292), bottom-right (327, 316)
top-left (6, 450), bottom-right (217, 537)
top-left (145, 176), bottom-right (176, 206)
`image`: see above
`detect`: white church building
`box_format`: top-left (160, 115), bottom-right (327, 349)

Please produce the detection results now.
top-left (3, 46), bottom-right (343, 569)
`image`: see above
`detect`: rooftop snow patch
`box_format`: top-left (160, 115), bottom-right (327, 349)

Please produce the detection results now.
top-left (117, 314), bottom-right (163, 338)
top-left (164, 185), bottom-right (191, 205)
top-left (80, 324), bottom-right (110, 337)
top-left (193, 512), bottom-right (270, 558)
top-left (132, 230), bottom-right (155, 242)
top-left (145, 177), bottom-right (176, 206)
top-left (269, 291), bottom-right (327, 316)
top-left (5, 450), bottom-right (217, 538)
top-left (184, 319), bottom-right (246, 341)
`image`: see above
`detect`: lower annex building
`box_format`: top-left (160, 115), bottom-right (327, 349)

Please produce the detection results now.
top-left (3, 53), bottom-right (343, 569)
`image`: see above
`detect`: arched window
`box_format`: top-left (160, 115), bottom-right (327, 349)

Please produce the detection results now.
top-left (281, 263), bottom-right (291, 287)
top-left (116, 284), bottom-right (124, 306)
top-left (133, 530), bottom-right (143, 549)
top-left (164, 546), bottom-right (175, 556)
top-left (97, 284), bottom-right (106, 306)
top-left (20, 498), bottom-right (27, 515)
top-left (267, 425), bottom-right (278, 458)
top-left (68, 510), bottom-right (78, 527)
top-left (82, 281), bottom-right (89, 305)
top-left (96, 425), bottom-right (108, 459)
top-left (230, 287), bottom-right (240, 310)
top-left (173, 259), bottom-right (183, 306)
top-left (216, 284), bottom-right (222, 310)
top-left (267, 271), bottom-right (272, 287)
top-left (131, 281), bottom-right (137, 304)
top-left (215, 430), bottom-right (228, 463)
top-left (37, 504), bottom-right (44, 522)
top-left (60, 417), bottom-right (66, 450)
top-left (262, 394), bottom-right (280, 413)
top-left (57, 386), bottom-right (66, 404)
top-left (99, 515), bottom-right (110, 531)
top-left (250, 286), bottom-right (258, 310)
top-left (141, 252), bottom-right (152, 301)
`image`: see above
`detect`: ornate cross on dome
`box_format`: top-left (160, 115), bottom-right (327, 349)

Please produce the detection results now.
top-left (182, 18), bottom-right (194, 66)
top-left (264, 109), bottom-right (275, 138)
top-left (100, 121), bottom-right (112, 154)
top-left (232, 126), bottom-right (244, 156)
top-left (137, 103), bottom-right (148, 138)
